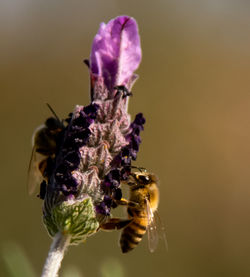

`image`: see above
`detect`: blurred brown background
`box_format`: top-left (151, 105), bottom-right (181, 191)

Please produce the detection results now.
top-left (1, 0), bottom-right (250, 276)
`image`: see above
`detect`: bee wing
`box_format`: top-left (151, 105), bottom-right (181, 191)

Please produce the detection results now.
top-left (146, 199), bottom-right (168, 252)
top-left (146, 198), bottom-right (159, 253)
top-left (27, 147), bottom-right (44, 195)
top-left (153, 210), bottom-right (168, 251)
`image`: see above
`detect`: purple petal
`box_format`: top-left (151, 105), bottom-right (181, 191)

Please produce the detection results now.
top-left (90, 16), bottom-right (142, 92)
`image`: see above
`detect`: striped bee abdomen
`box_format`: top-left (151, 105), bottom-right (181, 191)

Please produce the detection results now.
top-left (119, 171), bottom-right (160, 253)
top-left (120, 214), bottom-right (147, 253)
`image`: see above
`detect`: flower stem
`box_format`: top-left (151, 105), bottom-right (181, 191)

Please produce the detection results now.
top-left (41, 232), bottom-right (71, 277)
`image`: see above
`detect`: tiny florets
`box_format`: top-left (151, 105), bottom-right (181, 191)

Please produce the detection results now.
top-left (51, 104), bottom-right (99, 198)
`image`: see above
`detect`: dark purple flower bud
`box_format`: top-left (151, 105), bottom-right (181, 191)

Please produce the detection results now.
top-left (109, 169), bottom-right (120, 182)
top-left (112, 188), bottom-right (122, 201)
top-left (103, 173), bottom-right (119, 189)
top-left (110, 154), bottom-right (122, 168)
top-left (104, 195), bottom-right (112, 207)
top-left (130, 123), bottom-right (143, 136)
top-left (55, 164), bottom-right (69, 177)
top-left (121, 147), bottom-right (130, 157)
top-left (134, 113), bottom-right (146, 126)
top-left (95, 202), bottom-right (110, 216)
top-left (131, 136), bottom-right (141, 151)
top-left (120, 166), bottom-right (131, 180)
top-left (73, 114), bottom-right (93, 128)
top-left (64, 127), bottom-right (91, 149)
top-left (122, 156), bottom-right (132, 165)
top-left (63, 151), bottom-right (81, 170)
top-left (130, 149), bottom-right (138, 161)
top-left (83, 103), bottom-right (99, 119)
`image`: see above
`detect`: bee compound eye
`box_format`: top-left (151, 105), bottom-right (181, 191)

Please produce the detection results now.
top-left (138, 175), bottom-right (150, 184)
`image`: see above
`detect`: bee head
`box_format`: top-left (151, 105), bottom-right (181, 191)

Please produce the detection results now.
top-left (127, 166), bottom-right (158, 186)
top-left (129, 172), bottom-right (153, 186)
top-left (45, 117), bottom-right (62, 130)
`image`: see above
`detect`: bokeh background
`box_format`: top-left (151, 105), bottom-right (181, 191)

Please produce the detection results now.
top-left (1, 0), bottom-right (250, 276)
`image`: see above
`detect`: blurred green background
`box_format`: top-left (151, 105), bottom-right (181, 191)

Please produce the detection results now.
top-left (1, 0), bottom-right (250, 276)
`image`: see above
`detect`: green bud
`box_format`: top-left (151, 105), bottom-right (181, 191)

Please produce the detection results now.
top-left (43, 196), bottom-right (99, 245)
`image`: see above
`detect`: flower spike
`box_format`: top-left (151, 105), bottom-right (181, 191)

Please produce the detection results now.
top-left (36, 15), bottom-right (146, 277)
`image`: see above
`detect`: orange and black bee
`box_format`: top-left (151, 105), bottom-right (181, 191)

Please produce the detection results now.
top-left (101, 170), bottom-right (167, 253)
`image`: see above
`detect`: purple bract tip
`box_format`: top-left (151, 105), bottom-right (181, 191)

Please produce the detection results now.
top-left (90, 16), bottom-right (142, 92)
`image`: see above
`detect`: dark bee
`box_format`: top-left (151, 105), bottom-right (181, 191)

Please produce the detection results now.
top-left (27, 108), bottom-right (65, 197)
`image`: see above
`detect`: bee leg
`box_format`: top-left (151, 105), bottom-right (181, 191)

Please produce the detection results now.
top-left (115, 198), bottom-right (139, 208)
top-left (100, 218), bottom-right (133, 230)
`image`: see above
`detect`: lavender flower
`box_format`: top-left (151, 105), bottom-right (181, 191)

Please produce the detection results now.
top-left (42, 16), bottom-right (145, 249)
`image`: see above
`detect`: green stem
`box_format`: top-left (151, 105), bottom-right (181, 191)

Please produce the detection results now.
top-left (41, 232), bottom-right (70, 277)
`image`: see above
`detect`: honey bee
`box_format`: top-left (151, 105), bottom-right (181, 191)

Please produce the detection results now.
top-left (27, 105), bottom-right (65, 196)
top-left (120, 171), bottom-right (166, 253)
top-left (101, 170), bottom-right (167, 253)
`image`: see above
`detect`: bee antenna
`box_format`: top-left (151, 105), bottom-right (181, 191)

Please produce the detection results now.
top-left (130, 166), bottom-right (146, 172)
top-left (46, 103), bottom-right (61, 122)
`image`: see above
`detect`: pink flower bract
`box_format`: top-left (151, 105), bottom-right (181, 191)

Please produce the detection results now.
top-left (90, 16), bottom-right (142, 92)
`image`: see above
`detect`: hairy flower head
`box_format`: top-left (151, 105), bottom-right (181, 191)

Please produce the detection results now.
top-left (42, 16), bottom-right (145, 244)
